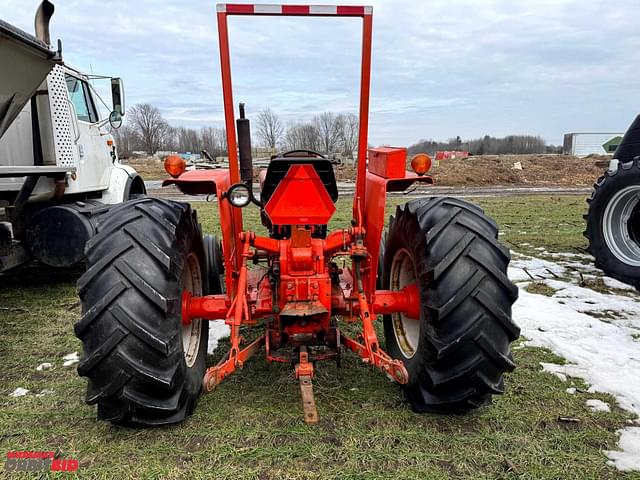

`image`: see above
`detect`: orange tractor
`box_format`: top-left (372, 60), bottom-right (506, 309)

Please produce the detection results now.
top-left (75, 4), bottom-right (520, 426)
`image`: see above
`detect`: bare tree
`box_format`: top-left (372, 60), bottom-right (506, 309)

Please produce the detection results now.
top-left (110, 124), bottom-right (137, 158)
top-left (255, 107), bottom-right (284, 149)
top-left (336, 113), bottom-right (359, 162)
top-left (174, 127), bottom-right (200, 153)
top-left (128, 103), bottom-right (170, 155)
top-left (284, 122), bottom-right (320, 151)
top-left (314, 112), bottom-right (341, 154)
top-left (200, 126), bottom-right (228, 159)
top-left (215, 127), bottom-right (228, 157)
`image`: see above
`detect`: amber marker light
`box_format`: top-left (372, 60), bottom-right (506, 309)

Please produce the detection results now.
top-left (410, 153), bottom-right (432, 176)
top-left (164, 155), bottom-right (187, 178)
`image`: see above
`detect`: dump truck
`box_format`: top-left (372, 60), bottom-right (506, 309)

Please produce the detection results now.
top-left (0, 1), bottom-right (145, 273)
top-left (75, 3), bottom-right (520, 426)
top-left (585, 115), bottom-right (640, 290)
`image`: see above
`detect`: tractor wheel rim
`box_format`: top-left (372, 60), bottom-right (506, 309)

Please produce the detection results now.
top-left (390, 248), bottom-right (420, 359)
top-left (182, 252), bottom-right (203, 368)
top-left (603, 185), bottom-right (640, 267)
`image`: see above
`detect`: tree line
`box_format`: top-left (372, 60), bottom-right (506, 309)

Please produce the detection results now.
top-left (113, 103), bottom-right (557, 159)
top-left (408, 135), bottom-right (557, 156)
top-left (112, 104), bottom-right (228, 159)
top-left (112, 103), bottom-right (359, 161)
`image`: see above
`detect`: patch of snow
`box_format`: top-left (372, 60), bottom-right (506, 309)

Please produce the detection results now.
top-left (9, 387), bottom-right (29, 397)
top-left (546, 251), bottom-right (594, 261)
top-left (544, 279), bottom-right (640, 323)
top-left (561, 260), bottom-right (601, 274)
top-left (207, 321), bottom-right (230, 354)
top-left (606, 428), bottom-right (640, 471)
top-left (540, 363), bottom-right (566, 382)
top-left (35, 389), bottom-right (54, 397)
top-left (509, 253), bottom-right (566, 282)
top-left (514, 288), bottom-right (640, 413)
top-left (36, 362), bottom-right (53, 372)
top-left (602, 276), bottom-right (637, 291)
top-left (566, 387), bottom-right (576, 395)
top-left (62, 352), bottom-right (79, 367)
top-left (510, 253), bottom-right (640, 470)
top-left (586, 399), bottom-right (611, 412)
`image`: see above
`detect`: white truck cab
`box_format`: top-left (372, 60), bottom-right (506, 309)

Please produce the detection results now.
top-left (0, 64), bottom-right (143, 201)
top-left (0, 1), bottom-right (144, 272)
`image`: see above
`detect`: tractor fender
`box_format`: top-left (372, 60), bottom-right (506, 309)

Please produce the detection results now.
top-left (164, 168), bottom-right (238, 293)
top-left (613, 114), bottom-right (640, 163)
top-left (162, 168), bottom-right (230, 196)
top-left (100, 165), bottom-right (146, 204)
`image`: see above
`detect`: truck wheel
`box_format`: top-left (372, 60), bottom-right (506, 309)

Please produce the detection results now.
top-left (75, 197), bottom-right (208, 426)
top-left (382, 197), bottom-right (520, 413)
top-left (585, 159), bottom-right (640, 289)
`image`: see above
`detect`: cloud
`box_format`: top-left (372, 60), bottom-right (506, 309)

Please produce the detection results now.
top-left (4, 0), bottom-right (639, 145)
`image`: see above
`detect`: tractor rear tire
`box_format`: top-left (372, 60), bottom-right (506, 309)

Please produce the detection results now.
top-left (75, 197), bottom-right (208, 427)
top-left (382, 197), bottom-right (520, 413)
top-left (585, 159), bottom-right (640, 290)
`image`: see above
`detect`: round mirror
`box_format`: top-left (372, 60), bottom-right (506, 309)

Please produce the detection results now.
top-left (109, 111), bottom-right (123, 129)
top-left (227, 183), bottom-right (252, 208)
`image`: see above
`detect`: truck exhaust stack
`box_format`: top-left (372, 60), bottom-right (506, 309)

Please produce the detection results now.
top-left (34, 0), bottom-right (55, 45)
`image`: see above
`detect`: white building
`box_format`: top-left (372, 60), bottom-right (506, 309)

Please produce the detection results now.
top-left (563, 132), bottom-right (624, 157)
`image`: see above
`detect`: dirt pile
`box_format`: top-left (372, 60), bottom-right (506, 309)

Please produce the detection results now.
top-left (431, 154), bottom-right (605, 186)
top-left (334, 154), bottom-right (606, 186)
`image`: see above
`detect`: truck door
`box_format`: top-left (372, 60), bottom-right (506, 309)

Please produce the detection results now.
top-left (64, 73), bottom-right (111, 191)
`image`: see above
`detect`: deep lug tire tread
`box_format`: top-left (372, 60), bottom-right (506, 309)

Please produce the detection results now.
top-left (75, 197), bottom-right (208, 427)
top-left (383, 197), bottom-right (519, 413)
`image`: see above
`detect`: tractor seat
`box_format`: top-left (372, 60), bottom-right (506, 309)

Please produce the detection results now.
top-left (260, 151), bottom-right (339, 207)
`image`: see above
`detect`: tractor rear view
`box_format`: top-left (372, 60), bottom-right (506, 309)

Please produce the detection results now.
top-left (75, 4), bottom-right (520, 426)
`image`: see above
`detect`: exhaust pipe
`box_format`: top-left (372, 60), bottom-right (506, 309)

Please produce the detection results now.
top-left (34, 0), bottom-right (55, 46)
top-left (236, 103), bottom-right (253, 185)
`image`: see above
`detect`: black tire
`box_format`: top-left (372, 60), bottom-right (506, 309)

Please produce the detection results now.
top-left (75, 197), bottom-right (208, 427)
top-left (382, 197), bottom-right (520, 413)
top-left (585, 159), bottom-right (640, 290)
top-left (204, 234), bottom-right (224, 295)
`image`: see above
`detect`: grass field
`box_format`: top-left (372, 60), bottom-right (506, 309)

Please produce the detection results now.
top-left (1, 195), bottom-right (638, 479)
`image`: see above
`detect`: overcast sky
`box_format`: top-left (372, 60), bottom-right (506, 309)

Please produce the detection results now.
top-left (4, 0), bottom-right (640, 145)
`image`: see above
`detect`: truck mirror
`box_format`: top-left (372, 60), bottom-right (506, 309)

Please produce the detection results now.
top-left (111, 77), bottom-right (125, 115)
top-left (109, 111), bottom-right (122, 129)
